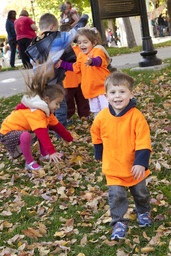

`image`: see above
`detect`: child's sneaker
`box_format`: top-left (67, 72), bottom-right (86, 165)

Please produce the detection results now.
top-left (137, 212), bottom-right (152, 227)
top-left (39, 154), bottom-right (50, 161)
top-left (25, 161), bottom-right (42, 171)
top-left (111, 222), bottom-right (127, 240)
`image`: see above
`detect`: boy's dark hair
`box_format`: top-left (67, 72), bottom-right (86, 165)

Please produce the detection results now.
top-left (39, 13), bottom-right (58, 31)
top-left (105, 71), bottom-right (134, 92)
top-left (60, 23), bottom-right (72, 32)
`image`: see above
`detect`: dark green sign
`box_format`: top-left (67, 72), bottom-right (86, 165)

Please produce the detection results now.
top-left (98, 0), bottom-right (140, 19)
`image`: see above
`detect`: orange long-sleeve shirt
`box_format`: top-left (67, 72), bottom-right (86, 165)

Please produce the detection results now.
top-left (0, 109), bottom-right (58, 135)
top-left (73, 48), bottom-right (110, 99)
top-left (63, 45), bottom-right (82, 89)
top-left (91, 107), bottom-right (152, 187)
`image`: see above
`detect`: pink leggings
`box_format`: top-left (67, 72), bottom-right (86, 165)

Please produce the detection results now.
top-left (19, 132), bottom-right (48, 164)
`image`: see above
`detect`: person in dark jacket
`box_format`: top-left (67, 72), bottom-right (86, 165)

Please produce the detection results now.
top-left (6, 10), bottom-right (17, 67)
top-left (158, 14), bottom-right (165, 37)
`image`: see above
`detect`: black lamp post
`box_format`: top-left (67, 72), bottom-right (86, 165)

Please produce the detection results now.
top-left (89, 0), bottom-right (107, 47)
top-left (30, 0), bottom-right (36, 23)
top-left (138, 0), bottom-right (162, 67)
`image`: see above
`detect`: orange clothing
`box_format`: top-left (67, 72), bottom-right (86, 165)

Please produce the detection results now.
top-left (73, 47), bottom-right (110, 99)
top-left (63, 45), bottom-right (81, 89)
top-left (91, 107), bottom-right (152, 187)
top-left (0, 109), bottom-right (58, 135)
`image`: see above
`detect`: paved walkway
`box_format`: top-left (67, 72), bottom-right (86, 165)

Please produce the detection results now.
top-left (0, 45), bottom-right (171, 98)
top-left (111, 46), bottom-right (171, 69)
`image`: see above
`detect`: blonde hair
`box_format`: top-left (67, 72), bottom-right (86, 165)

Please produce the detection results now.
top-left (23, 64), bottom-right (64, 101)
top-left (39, 13), bottom-right (58, 31)
top-left (76, 28), bottom-right (103, 45)
top-left (105, 72), bottom-right (134, 92)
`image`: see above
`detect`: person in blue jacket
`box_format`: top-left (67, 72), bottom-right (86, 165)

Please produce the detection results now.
top-left (26, 13), bottom-right (88, 137)
top-left (6, 10), bottom-right (17, 68)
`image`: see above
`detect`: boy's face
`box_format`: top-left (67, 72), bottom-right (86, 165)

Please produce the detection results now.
top-left (105, 83), bottom-right (134, 115)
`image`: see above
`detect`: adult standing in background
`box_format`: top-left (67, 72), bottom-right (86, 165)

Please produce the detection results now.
top-left (14, 10), bottom-right (37, 69)
top-left (158, 14), bottom-right (165, 37)
top-left (6, 10), bottom-right (17, 68)
top-left (59, 3), bottom-right (79, 28)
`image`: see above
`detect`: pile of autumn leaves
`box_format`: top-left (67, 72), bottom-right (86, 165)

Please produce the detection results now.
top-left (0, 68), bottom-right (170, 256)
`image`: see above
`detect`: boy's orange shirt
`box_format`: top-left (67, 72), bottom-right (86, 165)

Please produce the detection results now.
top-left (63, 45), bottom-right (81, 89)
top-left (91, 107), bottom-right (152, 187)
top-left (0, 109), bottom-right (58, 135)
top-left (73, 48), bottom-right (110, 99)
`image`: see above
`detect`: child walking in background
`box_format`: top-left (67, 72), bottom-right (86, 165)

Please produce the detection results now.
top-left (55, 28), bottom-right (110, 117)
top-left (0, 69), bottom-right (74, 171)
top-left (60, 24), bottom-right (90, 123)
top-left (91, 72), bottom-right (152, 240)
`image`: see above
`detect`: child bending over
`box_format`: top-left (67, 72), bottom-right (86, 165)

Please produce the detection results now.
top-left (91, 72), bottom-right (152, 240)
top-left (0, 70), bottom-right (75, 171)
top-left (55, 27), bottom-right (110, 117)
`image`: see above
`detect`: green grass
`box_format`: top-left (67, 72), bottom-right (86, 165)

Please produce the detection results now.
top-left (107, 40), bottom-right (171, 56)
top-left (0, 62), bottom-right (170, 255)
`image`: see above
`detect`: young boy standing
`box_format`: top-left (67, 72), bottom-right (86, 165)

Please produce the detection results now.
top-left (91, 72), bottom-right (152, 240)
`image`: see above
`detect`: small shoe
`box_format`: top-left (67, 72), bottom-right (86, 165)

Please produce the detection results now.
top-left (137, 212), bottom-right (152, 227)
top-left (111, 222), bottom-right (127, 240)
top-left (25, 161), bottom-right (42, 171)
top-left (39, 154), bottom-right (50, 161)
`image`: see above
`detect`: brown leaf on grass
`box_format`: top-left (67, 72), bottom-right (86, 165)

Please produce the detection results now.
top-left (64, 218), bottom-right (75, 227)
top-left (0, 163), bottom-right (5, 169)
top-left (0, 220), bottom-right (13, 230)
top-left (38, 223), bottom-right (47, 235)
top-left (54, 230), bottom-right (66, 238)
top-left (0, 210), bottom-right (12, 216)
top-left (80, 234), bottom-right (87, 246)
top-left (22, 227), bottom-right (43, 239)
top-left (104, 239), bottom-right (118, 246)
top-left (116, 249), bottom-right (128, 256)
top-left (133, 236), bottom-right (140, 244)
top-left (143, 231), bottom-right (150, 241)
top-left (141, 246), bottom-right (155, 252)
top-left (7, 234), bottom-right (25, 245)
top-left (154, 214), bottom-right (165, 221)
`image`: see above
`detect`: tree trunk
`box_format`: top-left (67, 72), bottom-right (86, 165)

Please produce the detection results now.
top-left (123, 17), bottom-right (137, 48)
top-left (167, 0), bottom-right (171, 35)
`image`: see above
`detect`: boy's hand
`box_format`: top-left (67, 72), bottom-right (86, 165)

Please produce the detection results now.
top-left (84, 54), bottom-right (92, 67)
top-left (131, 165), bottom-right (145, 180)
top-left (49, 152), bottom-right (63, 163)
top-left (55, 59), bottom-right (62, 69)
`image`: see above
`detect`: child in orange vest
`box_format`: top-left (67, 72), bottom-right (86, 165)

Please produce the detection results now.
top-left (60, 24), bottom-right (90, 123)
top-left (0, 68), bottom-right (74, 171)
top-left (91, 72), bottom-right (152, 240)
top-left (55, 27), bottom-right (110, 117)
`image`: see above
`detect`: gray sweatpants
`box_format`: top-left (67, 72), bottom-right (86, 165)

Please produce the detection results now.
top-left (108, 179), bottom-right (151, 226)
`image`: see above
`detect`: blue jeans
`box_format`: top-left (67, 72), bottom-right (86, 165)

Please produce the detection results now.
top-left (54, 97), bottom-right (67, 138)
top-left (9, 40), bottom-right (16, 67)
top-left (159, 25), bottom-right (164, 37)
top-left (108, 179), bottom-right (151, 226)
